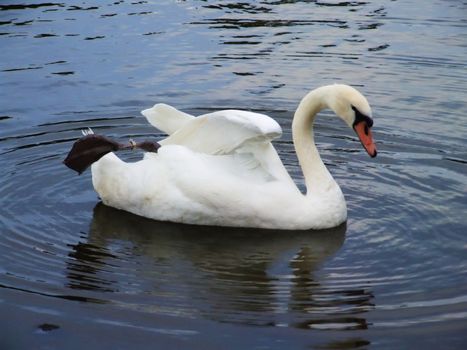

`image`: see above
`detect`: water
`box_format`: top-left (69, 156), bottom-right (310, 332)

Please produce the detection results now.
top-left (1, 0), bottom-right (466, 349)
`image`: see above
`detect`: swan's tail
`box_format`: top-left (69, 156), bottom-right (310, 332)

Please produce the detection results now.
top-left (63, 130), bottom-right (161, 175)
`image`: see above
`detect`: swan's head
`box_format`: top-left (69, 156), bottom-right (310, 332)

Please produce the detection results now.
top-left (326, 84), bottom-right (377, 158)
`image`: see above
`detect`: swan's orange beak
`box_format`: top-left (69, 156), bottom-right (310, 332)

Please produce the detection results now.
top-left (353, 121), bottom-right (377, 158)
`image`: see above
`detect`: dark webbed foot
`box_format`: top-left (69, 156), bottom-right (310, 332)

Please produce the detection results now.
top-left (63, 130), bottom-right (160, 174)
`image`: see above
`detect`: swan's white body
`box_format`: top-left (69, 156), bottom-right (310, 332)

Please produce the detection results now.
top-left (91, 84), bottom-right (373, 230)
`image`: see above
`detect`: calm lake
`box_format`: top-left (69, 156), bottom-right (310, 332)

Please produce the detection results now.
top-left (1, 1), bottom-right (466, 349)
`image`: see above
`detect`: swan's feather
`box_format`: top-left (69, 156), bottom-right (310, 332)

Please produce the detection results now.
top-left (141, 103), bottom-right (195, 135)
top-left (152, 109), bottom-right (292, 184)
top-left (159, 109), bottom-right (282, 155)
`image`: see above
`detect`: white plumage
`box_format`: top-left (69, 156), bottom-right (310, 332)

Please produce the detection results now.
top-left (91, 84), bottom-right (374, 230)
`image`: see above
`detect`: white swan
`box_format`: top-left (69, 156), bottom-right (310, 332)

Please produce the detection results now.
top-left (89, 84), bottom-right (376, 230)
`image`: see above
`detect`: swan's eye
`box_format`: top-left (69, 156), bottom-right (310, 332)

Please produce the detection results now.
top-left (351, 105), bottom-right (373, 128)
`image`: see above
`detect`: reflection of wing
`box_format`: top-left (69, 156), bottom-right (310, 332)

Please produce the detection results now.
top-left (142, 105), bottom-right (293, 184)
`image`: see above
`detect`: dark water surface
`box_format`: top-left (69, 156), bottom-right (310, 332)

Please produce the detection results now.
top-left (1, 1), bottom-right (466, 349)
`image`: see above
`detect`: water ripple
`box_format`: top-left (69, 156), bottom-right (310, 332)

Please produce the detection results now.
top-left (1, 0), bottom-right (466, 348)
top-left (0, 113), bottom-right (464, 337)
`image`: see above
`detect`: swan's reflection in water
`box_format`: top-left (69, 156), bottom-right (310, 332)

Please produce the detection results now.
top-left (67, 203), bottom-right (373, 331)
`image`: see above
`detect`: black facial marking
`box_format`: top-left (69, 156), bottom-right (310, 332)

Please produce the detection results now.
top-left (351, 105), bottom-right (373, 128)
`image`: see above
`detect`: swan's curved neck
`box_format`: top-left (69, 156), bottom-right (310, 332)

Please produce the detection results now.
top-left (292, 87), bottom-right (336, 195)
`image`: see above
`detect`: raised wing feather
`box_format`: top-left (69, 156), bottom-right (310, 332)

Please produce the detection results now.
top-left (159, 109), bottom-right (282, 155)
top-left (141, 103), bottom-right (194, 135)
top-left (143, 107), bottom-right (293, 184)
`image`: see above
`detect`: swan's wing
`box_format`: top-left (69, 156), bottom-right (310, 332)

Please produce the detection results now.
top-left (159, 109), bottom-right (282, 155)
top-left (157, 109), bottom-right (295, 185)
top-left (141, 103), bottom-right (195, 135)
top-left (234, 142), bottom-right (297, 186)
